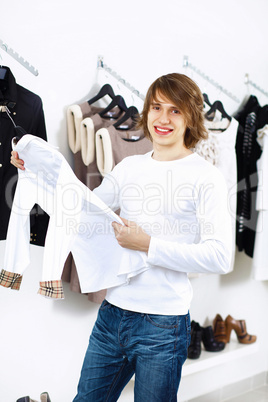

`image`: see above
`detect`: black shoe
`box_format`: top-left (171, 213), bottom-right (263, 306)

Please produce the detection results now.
top-left (201, 325), bottom-right (225, 352)
top-left (187, 321), bottom-right (202, 359)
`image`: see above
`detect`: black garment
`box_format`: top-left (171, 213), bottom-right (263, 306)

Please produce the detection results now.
top-left (234, 95), bottom-right (262, 257)
top-left (257, 104), bottom-right (268, 131)
top-left (0, 66), bottom-right (49, 245)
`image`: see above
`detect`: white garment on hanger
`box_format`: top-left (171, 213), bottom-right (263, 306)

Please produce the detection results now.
top-left (253, 124), bottom-right (268, 280)
top-left (80, 117), bottom-right (96, 166)
top-left (95, 127), bottom-right (114, 176)
top-left (195, 113), bottom-right (238, 271)
top-left (67, 105), bottom-right (83, 153)
top-left (0, 135), bottom-right (148, 298)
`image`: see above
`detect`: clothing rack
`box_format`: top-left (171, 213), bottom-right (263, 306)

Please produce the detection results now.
top-left (183, 56), bottom-right (240, 103)
top-left (0, 39), bottom-right (39, 76)
top-left (244, 73), bottom-right (268, 98)
top-left (97, 56), bottom-right (145, 101)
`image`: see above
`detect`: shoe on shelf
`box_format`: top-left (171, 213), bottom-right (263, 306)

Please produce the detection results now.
top-left (201, 325), bottom-right (225, 352)
top-left (225, 315), bottom-right (257, 344)
top-left (213, 313), bottom-right (228, 343)
top-left (187, 320), bottom-right (202, 359)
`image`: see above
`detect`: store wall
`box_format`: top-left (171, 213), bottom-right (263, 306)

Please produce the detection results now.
top-left (1, 1), bottom-right (268, 401)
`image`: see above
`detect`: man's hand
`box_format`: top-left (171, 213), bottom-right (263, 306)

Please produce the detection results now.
top-left (10, 151), bottom-right (25, 170)
top-left (112, 217), bottom-right (150, 252)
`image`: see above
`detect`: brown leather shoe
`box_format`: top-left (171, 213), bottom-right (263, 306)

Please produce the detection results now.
top-left (225, 315), bottom-right (257, 344)
top-left (213, 314), bottom-right (228, 343)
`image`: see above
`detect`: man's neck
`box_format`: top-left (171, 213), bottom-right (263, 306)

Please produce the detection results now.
top-left (152, 143), bottom-right (192, 161)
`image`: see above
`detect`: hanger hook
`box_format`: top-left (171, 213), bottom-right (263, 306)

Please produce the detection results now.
top-left (132, 89), bottom-right (140, 97)
top-left (97, 55), bottom-right (104, 68)
top-left (183, 55), bottom-right (189, 68)
top-left (244, 73), bottom-right (250, 95)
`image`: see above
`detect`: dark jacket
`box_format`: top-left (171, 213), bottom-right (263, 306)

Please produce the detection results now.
top-left (0, 66), bottom-right (48, 245)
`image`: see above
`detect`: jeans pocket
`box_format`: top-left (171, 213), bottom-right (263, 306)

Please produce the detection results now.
top-left (99, 299), bottom-right (112, 310)
top-left (145, 314), bottom-right (179, 329)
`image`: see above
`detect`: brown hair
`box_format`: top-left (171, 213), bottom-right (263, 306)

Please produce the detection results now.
top-left (136, 73), bottom-right (208, 148)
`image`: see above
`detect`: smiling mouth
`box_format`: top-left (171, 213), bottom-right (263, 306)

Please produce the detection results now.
top-left (154, 126), bottom-right (173, 136)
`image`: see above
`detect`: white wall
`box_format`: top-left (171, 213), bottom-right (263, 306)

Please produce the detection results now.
top-left (1, 1), bottom-right (268, 401)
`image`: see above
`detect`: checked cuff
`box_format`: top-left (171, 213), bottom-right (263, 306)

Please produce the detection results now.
top-left (0, 269), bottom-right (23, 290)
top-left (38, 280), bottom-right (64, 299)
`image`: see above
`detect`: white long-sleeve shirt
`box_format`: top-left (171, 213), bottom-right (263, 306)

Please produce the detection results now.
top-left (0, 135), bottom-right (148, 298)
top-left (94, 151), bottom-right (233, 315)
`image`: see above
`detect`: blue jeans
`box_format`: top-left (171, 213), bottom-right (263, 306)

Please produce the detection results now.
top-left (73, 300), bottom-right (191, 402)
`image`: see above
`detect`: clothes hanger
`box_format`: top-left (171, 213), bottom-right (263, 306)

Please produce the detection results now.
top-left (113, 106), bottom-right (139, 130)
top-left (257, 104), bottom-right (268, 129)
top-left (87, 83), bottom-right (115, 105)
top-left (203, 93), bottom-right (212, 107)
top-left (4, 106), bottom-right (26, 143)
top-left (205, 100), bottom-right (232, 121)
top-left (99, 94), bottom-right (128, 119)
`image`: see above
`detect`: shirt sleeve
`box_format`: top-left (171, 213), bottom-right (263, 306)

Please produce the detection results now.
top-left (3, 170), bottom-right (36, 274)
top-left (147, 169), bottom-right (233, 275)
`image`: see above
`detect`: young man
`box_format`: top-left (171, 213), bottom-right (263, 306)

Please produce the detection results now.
top-left (11, 73), bottom-right (232, 401)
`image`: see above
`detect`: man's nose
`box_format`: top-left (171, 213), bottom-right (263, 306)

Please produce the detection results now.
top-left (159, 110), bottom-right (170, 124)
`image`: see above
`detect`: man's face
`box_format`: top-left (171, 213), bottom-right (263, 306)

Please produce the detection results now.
top-left (147, 93), bottom-right (187, 150)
